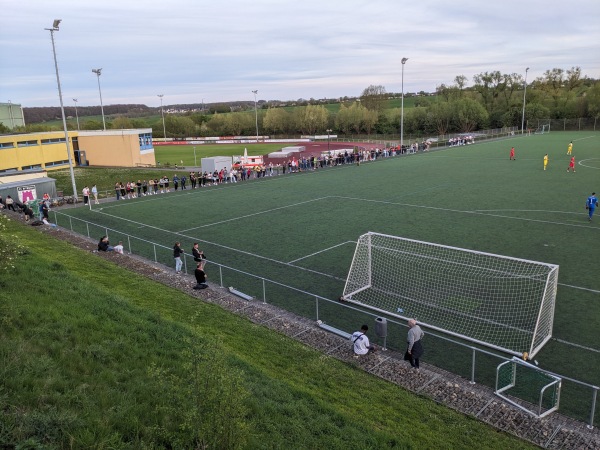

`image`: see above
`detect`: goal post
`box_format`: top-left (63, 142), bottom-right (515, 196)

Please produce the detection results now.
top-left (496, 357), bottom-right (561, 418)
top-left (342, 232), bottom-right (559, 358)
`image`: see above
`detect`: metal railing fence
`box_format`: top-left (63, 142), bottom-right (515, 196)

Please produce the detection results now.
top-left (52, 210), bottom-right (599, 428)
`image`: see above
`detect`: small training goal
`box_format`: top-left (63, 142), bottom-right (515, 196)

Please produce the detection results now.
top-left (341, 232), bottom-right (559, 358)
top-left (496, 357), bottom-right (561, 418)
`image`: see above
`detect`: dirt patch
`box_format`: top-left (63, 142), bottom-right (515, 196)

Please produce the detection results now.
top-left (10, 212), bottom-right (600, 449)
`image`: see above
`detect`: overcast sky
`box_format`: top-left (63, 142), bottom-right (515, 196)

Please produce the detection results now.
top-left (1, 0), bottom-right (599, 108)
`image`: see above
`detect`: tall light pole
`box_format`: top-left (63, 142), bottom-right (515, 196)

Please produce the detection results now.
top-left (326, 128), bottom-right (332, 152)
top-left (157, 94), bottom-right (167, 141)
top-left (73, 98), bottom-right (80, 130)
top-left (92, 68), bottom-right (106, 130)
top-left (193, 146), bottom-right (197, 166)
top-left (45, 20), bottom-right (78, 200)
top-left (252, 90), bottom-right (259, 142)
top-left (521, 67), bottom-right (530, 135)
top-left (400, 57), bottom-right (408, 150)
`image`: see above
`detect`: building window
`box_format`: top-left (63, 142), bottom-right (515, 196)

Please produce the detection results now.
top-left (45, 160), bottom-right (69, 167)
top-left (0, 142), bottom-right (15, 149)
top-left (17, 140), bottom-right (38, 147)
top-left (139, 132), bottom-right (153, 150)
top-left (21, 164), bottom-right (43, 171)
top-left (41, 138), bottom-right (67, 145)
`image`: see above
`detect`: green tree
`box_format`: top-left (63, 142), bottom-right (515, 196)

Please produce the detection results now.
top-left (586, 81), bottom-right (600, 118)
top-left (165, 115), bottom-right (196, 138)
top-left (263, 108), bottom-right (291, 134)
top-left (427, 102), bottom-right (453, 135)
top-left (472, 71), bottom-right (505, 113)
top-left (111, 116), bottom-right (133, 129)
top-left (81, 119), bottom-right (104, 130)
top-left (452, 98), bottom-right (489, 132)
top-left (293, 105), bottom-right (329, 135)
top-left (360, 85), bottom-right (387, 112)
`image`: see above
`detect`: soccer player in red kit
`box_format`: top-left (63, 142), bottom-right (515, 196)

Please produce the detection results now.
top-left (509, 147), bottom-right (515, 160)
top-left (567, 156), bottom-right (576, 173)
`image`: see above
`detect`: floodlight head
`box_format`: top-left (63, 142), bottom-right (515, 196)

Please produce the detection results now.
top-left (53, 19), bottom-right (61, 29)
top-left (73, 98), bottom-right (77, 102)
top-left (401, 57), bottom-right (408, 64)
top-left (526, 67), bottom-right (530, 72)
top-left (252, 90), bottom-right (258, 95)
top-left (92, 68), bottom-right (102, 76)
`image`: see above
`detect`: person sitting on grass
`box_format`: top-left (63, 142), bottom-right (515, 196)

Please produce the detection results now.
top-left (97, 236), bottom-right (114, 252)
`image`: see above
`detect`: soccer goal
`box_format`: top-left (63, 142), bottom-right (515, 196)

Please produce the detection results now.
top-left (534, 122), bottom-right (551, 134)
top-left (341, 232), bottom-right (559, 358)
top-left (496, 357), bottom-right (561, 418)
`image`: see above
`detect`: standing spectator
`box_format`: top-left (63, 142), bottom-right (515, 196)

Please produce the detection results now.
top-left (136, 180), bottom-right (142, 197)
top-left (115, 182), bottom-right (121, 200)
top-left (6, 195), bottom-right (16, 211)
top-left (405, 319), bottom-right (425, 370)
top-left (350, 324), bottom-right (376, 357)
top-left (586, 192), bottom-right (598, 222)
top-left (192, 242), bottom-right (206, 262)
top-left (181, 175), bottom-right (187, 189)
top-left (173, 242), bottom-right (184, 273)
top-left (148, 179), bottom-right (154, 195)
top-left (142, 180), bottom-right (148, 196)
top-left (82, 186), bottom-right (90, 205)
top-left (113, 241), bottom-right (124, 254)
top-left (40, 200), bottom-right (49, 220)
top-left (91, 184), bottom-right (99, 204)
top-left (173, 174), bottom-right (180, 191)
top-left (120, 182), bottom-right (126, 199)
top-left (193, 261), bottom-right (208, 289)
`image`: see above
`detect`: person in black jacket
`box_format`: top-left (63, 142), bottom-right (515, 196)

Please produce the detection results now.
top-left (98, 236), bottom-right (114, 252)
top-left (193, 261), bottom-right (208, 289)
top-left (192, 242), bottom-right (206, 263)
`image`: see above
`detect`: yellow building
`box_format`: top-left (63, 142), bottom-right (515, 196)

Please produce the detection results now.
top-left (0, 129), bottom-right (155, 174)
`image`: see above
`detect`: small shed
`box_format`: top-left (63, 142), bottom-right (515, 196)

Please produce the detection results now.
top-left (0, 176), bottom-right (57, 204)
top-left (201, 156), bottom-right (231, 173)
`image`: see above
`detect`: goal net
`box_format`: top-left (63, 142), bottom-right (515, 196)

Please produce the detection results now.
top-left (342, 232), bottom-right (559, 358)
top-left (534, 123), bottom-right (551, 134)
top-left (496, 357), bottom-right (561, 418)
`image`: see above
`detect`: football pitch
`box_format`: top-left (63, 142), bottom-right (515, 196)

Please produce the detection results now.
top-left (56, 131), bottom-right (600, 423)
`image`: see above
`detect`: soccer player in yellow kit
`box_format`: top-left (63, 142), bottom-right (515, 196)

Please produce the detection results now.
top-left (543, 154), bottom-right (549, 170)
top-left (567, 141), bottom-right (573, 155)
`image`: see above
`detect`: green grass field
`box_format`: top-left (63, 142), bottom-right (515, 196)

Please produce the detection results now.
top-left (53, 131), bottom-right (600, 424)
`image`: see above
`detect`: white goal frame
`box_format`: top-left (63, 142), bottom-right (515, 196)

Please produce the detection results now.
top-left (496, 357), bottom-right (561, 418)
top-left (342, 232), bottom-right (559, 358)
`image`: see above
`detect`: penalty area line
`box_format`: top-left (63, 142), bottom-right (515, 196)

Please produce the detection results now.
top-left (288, 241), bottom-right (355, 264)
top-left (551, 338), bottom-right (600, 354)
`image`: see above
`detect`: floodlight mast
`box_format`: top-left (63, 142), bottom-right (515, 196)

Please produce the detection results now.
top-left (92, 68), bottom-right (106, 130)
top-left (400, 57), bottom-right (408, 150)
top-left (252, 90), bottom-right (259, 142)
top-left (45, 19), bottom-right (78, 201)
top-left (157, 94), bottom-right (166, 140)
top-left (521, 67), bottom-right (530, 135)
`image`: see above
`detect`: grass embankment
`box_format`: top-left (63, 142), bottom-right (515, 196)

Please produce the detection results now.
top-left (0, 216), bottom-right (535, 449)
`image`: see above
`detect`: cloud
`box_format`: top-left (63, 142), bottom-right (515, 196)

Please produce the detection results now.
top-left (1, 0), bottom-right (598, 107)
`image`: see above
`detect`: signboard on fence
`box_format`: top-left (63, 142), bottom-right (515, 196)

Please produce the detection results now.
top-left (17, 185), bottom-right (37, 203)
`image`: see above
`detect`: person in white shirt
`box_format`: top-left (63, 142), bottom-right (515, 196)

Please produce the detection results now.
top-left (113, 241), bottom-right (124, 254)
top-left (350, 325), bottom-right (376, 356)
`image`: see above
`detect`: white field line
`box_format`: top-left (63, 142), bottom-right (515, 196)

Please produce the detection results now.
top-left (92, 209), bottom-right (345, 281)
top-left (578, 158), bottom-right (600, 170)
top-left (179, 197), bottom-right (329, 232)
top-left (332, 195), bottom-right (599, 230)
top-left (557, 283), bottom-right (600, 294)
top-left (287, 241), bottom-right (355, 264)
top-left (551, 338), bottom-right (600, 354)
top-left (473, 209), bottom-right (582, 215)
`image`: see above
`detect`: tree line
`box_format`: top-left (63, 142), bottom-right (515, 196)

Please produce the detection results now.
top-left (5, 66), bottom-right (598, 138)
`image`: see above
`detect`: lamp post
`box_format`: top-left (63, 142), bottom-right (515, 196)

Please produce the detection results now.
top-left (521, 67), bottom-right (530, 135)
top-left (158, 94), bottom-right (167, 141)
top-left (252, 90), bottom-right (259, 142)
top-left (400, 57), bottom-right (408, 151)
top-left (193, 146), bottom-right (197, 166)
top-left (73, 98), bottom-right (80, 130)
top-left (92, 68), bottom-right (106, 130)
top-left (326, 128), bottom-right (332, 152)
top-left (45, 19), bottom-right (78, 200)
